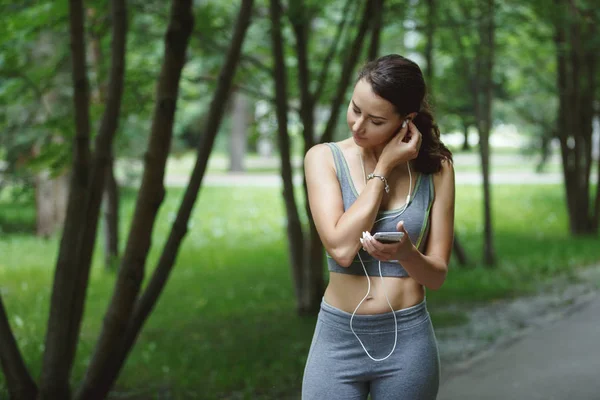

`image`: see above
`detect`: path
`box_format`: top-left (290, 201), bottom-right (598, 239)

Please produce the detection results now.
top-left (438, 294), bottom-right (600, 400)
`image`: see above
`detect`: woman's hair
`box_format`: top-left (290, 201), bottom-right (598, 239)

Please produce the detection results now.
top-left (357, 54), bottom-right (452, 174)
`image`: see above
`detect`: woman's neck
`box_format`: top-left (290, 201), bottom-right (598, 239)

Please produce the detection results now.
top-left (358, 144), bottom-right (385, 165)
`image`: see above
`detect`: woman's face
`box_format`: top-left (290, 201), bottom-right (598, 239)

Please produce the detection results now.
top-left (346, 78), bottom-right (402, 147)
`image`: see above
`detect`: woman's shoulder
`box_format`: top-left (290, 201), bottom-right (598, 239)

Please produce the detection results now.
top-left (304, 139), bottom-right (353, 161)
top-left (431, 158), bottom-right (455, 195)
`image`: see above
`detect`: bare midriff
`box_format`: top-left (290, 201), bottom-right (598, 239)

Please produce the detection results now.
top-left (324, 271), bottom-right (425, 314)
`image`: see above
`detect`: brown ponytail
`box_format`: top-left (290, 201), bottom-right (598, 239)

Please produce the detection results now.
top-left (357, 54), bottom-right (452, 174)
top-left (412, 102), bottom-right (453, 174)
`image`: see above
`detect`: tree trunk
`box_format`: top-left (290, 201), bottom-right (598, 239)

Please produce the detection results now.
top-left (73, 0), bottom-right (191, 398)
top-left (474, 0), bottom-right (496, 266)
top-left (320, 0), bottom-right (373, 144)
top-left (38, 0), bottom-right (93, 395)
top-left (422, 0), bottom-right (468, 267)
top-left (368, 0), bottom-right (384, 61)
top-left (103, 157), bottom-right (120, 269)
top-left (595, 111), bottom-right (600, 231)
top-left (229, 91), bottom-right (249, 172)
top-left (75, 2), bottom-right (253, 398)
top-left (289, 0), bottom-right (318, 314)
top-left (312, 0), bottom-right (356, 103)
top-left (270, 0), bottom-right (305, 309)
top-left (0, 296), bottom-right (38, 400)
top-left (554, 0), bottom-right (598, 235)
top-left (284, 0), bottom-right (373, 315)
top-left (452, 234), bottom-right (469, 266)
top-left (289, 1), bottom-right (316, 149)
top-left (89, 8), bottom-right (121, 269)
top-left (462, 119), bottom-right (470, 151)
top-left (304, 1), bottom-right (373, 313)
top-left (424, 0), bottom-right (435, 89)
top-left (300, 221), bottom-right (325, 315)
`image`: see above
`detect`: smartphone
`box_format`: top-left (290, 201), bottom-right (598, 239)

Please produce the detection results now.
top-left (373, 232), bottom-right (404, 244)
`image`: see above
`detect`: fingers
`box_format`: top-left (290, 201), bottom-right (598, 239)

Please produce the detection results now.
top-left (405, 122), bottom-right (422, 157)
top-left (361, 231), bottom-right (398, 261)
top-left (389, 119), bottom-right (409, 143)
top-left (407, 120), bottom-right (421, 134)
top-left (396, 220), bottom-right (406, 233)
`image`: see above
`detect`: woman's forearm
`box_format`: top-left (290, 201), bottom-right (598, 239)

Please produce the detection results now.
top-left (328, 177), bottom-right (387, 266)
top-left (397, 246), bottom-right (448, 290)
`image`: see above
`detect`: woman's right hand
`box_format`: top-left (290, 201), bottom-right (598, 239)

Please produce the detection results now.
top-left (378, 121), bottom-right (422, 174)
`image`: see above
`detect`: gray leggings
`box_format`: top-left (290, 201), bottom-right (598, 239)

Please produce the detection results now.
top-left (302, 298), bottom-right (440, 400)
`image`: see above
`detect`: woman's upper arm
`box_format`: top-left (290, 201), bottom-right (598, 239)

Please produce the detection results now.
top-left (424, 159), bottom-right (455, 264)
top-left (304, 144), bottom-right (345, 253)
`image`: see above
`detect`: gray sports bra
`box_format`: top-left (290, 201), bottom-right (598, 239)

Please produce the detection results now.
top-left (325, 142), bottom-right (434, 277)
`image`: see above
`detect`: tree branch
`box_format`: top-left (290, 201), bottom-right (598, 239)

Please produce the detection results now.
top-left (204, 40), bottom-right (273, 76)
top-left (312, 0), bottom-right (355, 103)
top-left (368, 0), bottom-right (384, 61)
top-left (184, 74), bottom-right (300, 113)
top-left (319, 0), bottom-right (373, 144)
top-left (75, 1), bottom-right (253, 399)
top-left (289, 0), bottom-right (316, 147)
top-left (0, 295), bottom-right (37, 400)
top-left (70, 0), bottom-right (129, 394)
top-left (269, 0), bottom-right (305, 304)
top-left (38, 0), bottom-right (92, 395)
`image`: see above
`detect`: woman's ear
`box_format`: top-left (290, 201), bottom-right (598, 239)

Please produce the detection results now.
top-left (406, 112), bottom-right (417, 122)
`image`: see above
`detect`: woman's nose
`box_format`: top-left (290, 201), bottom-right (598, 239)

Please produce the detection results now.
top-left (352, 117), bottom-right (365, 133)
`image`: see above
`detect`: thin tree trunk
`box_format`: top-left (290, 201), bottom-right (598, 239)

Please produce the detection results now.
top-left (302, 220), bottom-right (325, 315)
top-left (368, 0), bottom-right (384, 61)
top-left (285, 0), bottom-right (373, 314)
top-left (312, 0), bottom-right (355, 104)
top-left (595, 109), bottom-right (600, 230)
top-left (290, 1), bottom-right (316, 149)
top-left (303, 1), bottom-right (373, 314)
top-left (0, 296), bottom-right (38, 400)
top-left (452, 234), bottom-right (468, 266)
top-left (554, 0), bottom-right (598, 235)
top-left (60, 0), bottom-right (128, 388)
top-left (288, 1), bottom-right (325, 314)
top-left (320, 0), bottom-right (373, 144)
top-left (422, 0), bottom-right (468, 267)
top-left (270, 0), bottom-right (305, 309)
top-left (424, 0), bottom-right (435, 88)
top-left (74, 0), bottom-right (191, 398)
top-left (38, 0), bottom-right (93, 396)
top-left (462, 120), bottom-right (470, 151)
top-left (474, 0), bottom-right (495, 266)
top-left (89, 14), bottom-right (121, 270)
top-left (39, 0), bottom-right (127, 395)
top-left (75, 3), bottom-right (253, 398)
top-left (104, 158), bottom-right (120, 269)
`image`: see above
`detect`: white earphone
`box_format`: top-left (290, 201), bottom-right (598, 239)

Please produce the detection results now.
top-left (351, 160), bottom-right (413, 361)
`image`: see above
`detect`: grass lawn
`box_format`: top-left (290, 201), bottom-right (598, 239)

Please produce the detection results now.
top-left (0, 182), bottom-right (599, 399)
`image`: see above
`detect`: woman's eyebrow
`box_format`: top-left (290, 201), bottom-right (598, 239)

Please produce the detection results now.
top-left (352, 100), bottom-right (387, 120)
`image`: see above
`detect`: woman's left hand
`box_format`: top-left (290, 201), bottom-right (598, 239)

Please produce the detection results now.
top-left (360, 221), bottom-right (415, 262)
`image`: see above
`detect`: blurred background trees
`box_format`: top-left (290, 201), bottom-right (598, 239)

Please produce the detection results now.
top-left (1, 0), bottom-right (599, 308)
top-left (0, 0), bottom-right (599, 398)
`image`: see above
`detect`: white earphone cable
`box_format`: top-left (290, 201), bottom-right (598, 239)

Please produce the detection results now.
top-left (351, 157), bottom-right (413, 361)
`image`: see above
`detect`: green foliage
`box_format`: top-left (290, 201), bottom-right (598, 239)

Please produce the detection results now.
top-left (0, 182), bottom-right (598, 398)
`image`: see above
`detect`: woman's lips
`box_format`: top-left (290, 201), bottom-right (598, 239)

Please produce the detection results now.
top-left (352, 132), bottom-right (365, 141)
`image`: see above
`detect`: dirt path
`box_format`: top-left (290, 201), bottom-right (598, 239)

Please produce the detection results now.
top-left (439, 286), bottom-right (600, 399)
top-left (436, 264), bottom-right (600, 381)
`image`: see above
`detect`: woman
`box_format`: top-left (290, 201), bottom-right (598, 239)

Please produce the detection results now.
top-left (302, 54), bottom-right (455, 400)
